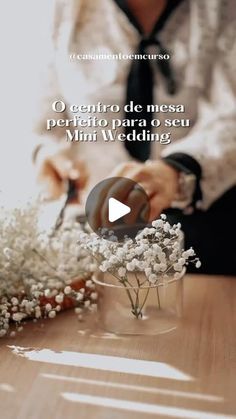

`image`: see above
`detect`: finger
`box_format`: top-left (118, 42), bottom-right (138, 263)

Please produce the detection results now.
top-left (74, 160), bottom-right (89, 189)
top-left (129, 181), bottom-right (161, 222)
top-left (148, 195), bottom-right (166, 221)
top-left (136, 181), bottom-right (158, 200)
top-left (140, 202), bottom-right (150, 221)
top-left (90, 162), bottom-right (144, 230)
top-left (89, 178), bottom-right (117, 230)
top-left (123, 188), bottom-right (148, 224)
top-left (38, 163), bottom-right (64, 201)
top-left (66, 180), bottom-right (81, 204)
top-left (100, 177), bottom-right (135, 227)
top-left (110, 161), bottom-right (142, 178)
top-left (52, 155), bottom-right (77, 179)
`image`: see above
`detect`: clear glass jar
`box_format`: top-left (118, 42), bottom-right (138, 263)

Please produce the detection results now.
top-left (93, 269), bottom-right (185, 335)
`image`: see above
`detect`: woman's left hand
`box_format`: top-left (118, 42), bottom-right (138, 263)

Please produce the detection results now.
top-left (91, 160), bottom-right (179, 228)
top-left (111, 160), bottom-right (179, 220)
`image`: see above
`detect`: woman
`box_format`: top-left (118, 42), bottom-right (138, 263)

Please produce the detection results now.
top-left (33, 0), bottom-right (236, 275)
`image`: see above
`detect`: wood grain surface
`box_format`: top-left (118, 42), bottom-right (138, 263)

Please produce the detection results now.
top-left (0, 274), bottom-right (236, 419)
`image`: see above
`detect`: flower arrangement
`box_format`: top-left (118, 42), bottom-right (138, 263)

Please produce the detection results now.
top-left (0, 201), bottom-right (97, 337)
top-left (78, 215), bottom-right (201, 320)
top-left (0, 198), bottom-right (200, 337)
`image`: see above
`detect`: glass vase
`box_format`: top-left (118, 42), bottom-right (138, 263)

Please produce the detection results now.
top-left (93, 269), bottom-right (185, 335)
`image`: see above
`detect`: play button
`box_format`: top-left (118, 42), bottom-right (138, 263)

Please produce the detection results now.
top-left (85, 177), bottom-right (150, 241)
top-left (108, 198), bottom-right (131, 223)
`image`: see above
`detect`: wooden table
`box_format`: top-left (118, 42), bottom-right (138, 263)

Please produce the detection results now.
top-left (0, 275), bottom-right (236, 419)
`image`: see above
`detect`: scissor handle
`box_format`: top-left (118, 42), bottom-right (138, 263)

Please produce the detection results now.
top-left (66, 179), bottom-right (78, 203)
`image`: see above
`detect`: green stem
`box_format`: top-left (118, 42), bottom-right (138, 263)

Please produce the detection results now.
top-left (137, 287), bottom-right (150, 318)
top-left (140, 277), bottom-right (149, 287)
top-left (123, 283), bottom-right (136, 312)
top-left (156, 287), bottom-right (161, 309)
top-left (108, 271), bottom-right (136, 311)
top-left (134, 273), bottom-right (141, 311)
top-left (31, 248), bottom-right (57, 271)
top-left (134, 273), bottom-right (141, 287)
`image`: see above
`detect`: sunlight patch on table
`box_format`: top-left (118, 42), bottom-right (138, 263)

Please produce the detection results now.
top-left (42, 373), bottom-right (223, 402)
top-left (0, 383), bottom-right (15, 393)
top-left (9, 346), bottom-right (192, 381)
top-left (62, 392), bottom-right (235, 419)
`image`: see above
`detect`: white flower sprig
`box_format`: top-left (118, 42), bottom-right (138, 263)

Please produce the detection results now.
top-left (78, 214), bottom-right (200, 283)
top-left (0, 200), bottom-right (96, 337)
top-left (78, 215), bottom-right (201, 318)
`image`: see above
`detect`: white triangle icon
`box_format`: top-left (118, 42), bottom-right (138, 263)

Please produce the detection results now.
top-left (108, 198), bottom-right (131, 223)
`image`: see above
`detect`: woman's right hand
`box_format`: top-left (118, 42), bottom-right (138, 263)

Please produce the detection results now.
top-left (35, 143), bottom-right (88, 202)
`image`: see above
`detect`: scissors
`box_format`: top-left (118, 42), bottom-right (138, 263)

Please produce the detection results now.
top-left (52, 179), bottom-right (79, 233)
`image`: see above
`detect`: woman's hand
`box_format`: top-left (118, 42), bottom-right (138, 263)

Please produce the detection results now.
top-left (35, 144), bottom-right (88, 202)
top-left (94, 160), bottom-right (179, 225)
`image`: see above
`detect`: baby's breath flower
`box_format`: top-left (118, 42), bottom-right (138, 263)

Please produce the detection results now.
top-left (85, 280), bottom-right (93, 288)
top-left (126, 262), bottom-right (135, 271)
top-left (12, 312), bottom-right (26, 322)
top-left (11, 297), bottom-right (18, 306)
top-left (174, 272), bottom-right (181, 280)
top-left (173, 263), bottom-right (183, 272)
top-left (44, 289), bottom-right (51, 298)
top-left (48, 310), bottom-right (56, 319)
top-left (76, 293), bottom-right (84, 302)
top-left (149, 274), bottom-right (158, 284)
top-left (152, 219), bottom-right (163, 228)
top-left (118, 267), bottom-right (126, 277)
top-left (145, 268), bottom-right (152, 277)
top-left (45, 303), bottom-right (52, 312)
top-left (90, 303), bottom-right (98, 312)
top-left (35, 307), bottom-right (42, 319)
top-left (75, 307), bottom-right (83, 314)
top-left (55, 294), bottom-right (64, 304)
top-left (64, 286), bottom-right (72, 295)
top-left (183, 248), bottom-right (195, 258)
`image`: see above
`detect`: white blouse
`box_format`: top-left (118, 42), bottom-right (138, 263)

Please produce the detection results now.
top-left (34, 0), bottom-right (236, 209)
